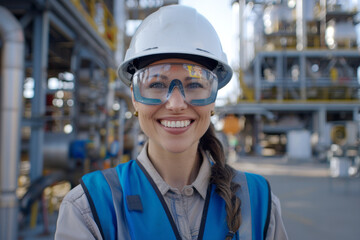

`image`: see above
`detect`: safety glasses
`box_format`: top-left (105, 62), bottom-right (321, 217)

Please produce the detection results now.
top-left (132, 63), bottom-right (218, 106)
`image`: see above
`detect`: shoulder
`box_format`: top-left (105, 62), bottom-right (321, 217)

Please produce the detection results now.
top-left (232, 171), bottom-right (288, 239)
top-left (265, 193), bottom-right (289, 240)
top-left (61, 184), bottom-right (91, 214)
top-left (56, 185), bottom-right (103, 239)
top-left (232, 170), bottom-right (271, 213)
top-left (233, 170), bottom-right (269, 189)
top-left (62, 184), bottom-right (86, 204)
top-left (82, 161), bottom-right (136, 181)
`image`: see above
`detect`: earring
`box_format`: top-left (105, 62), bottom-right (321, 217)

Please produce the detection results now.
top-left (133, 111), bottom-right (139, 117)
top-left (211, 110), bottom-right (215, 116)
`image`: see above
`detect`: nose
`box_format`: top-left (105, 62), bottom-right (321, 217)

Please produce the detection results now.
top-left (165, 87), bottom-right (187, 111)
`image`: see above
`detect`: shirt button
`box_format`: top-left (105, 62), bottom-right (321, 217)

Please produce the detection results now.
top-left (184, 187), bottom-right (194, 196)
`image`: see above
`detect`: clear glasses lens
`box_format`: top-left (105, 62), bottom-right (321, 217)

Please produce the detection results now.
top-left (133, 63), bottom-right (218, 106)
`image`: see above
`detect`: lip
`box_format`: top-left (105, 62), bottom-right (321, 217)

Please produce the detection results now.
top-left (157, 117), bottom-right (194, 135)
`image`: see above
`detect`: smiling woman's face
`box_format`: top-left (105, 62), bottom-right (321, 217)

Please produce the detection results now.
top-left (132, 58), bottom-right (215, 155)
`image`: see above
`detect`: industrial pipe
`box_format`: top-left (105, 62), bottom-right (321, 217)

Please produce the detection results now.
top-left (0, 6), bottom-right (24, 240)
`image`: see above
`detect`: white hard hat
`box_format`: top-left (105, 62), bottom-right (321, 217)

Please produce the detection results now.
top-left (118, 4), bottom-right (232, 89)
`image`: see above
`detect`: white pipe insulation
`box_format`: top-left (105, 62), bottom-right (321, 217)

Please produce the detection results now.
top-left (0, 6), bottom-right (24, 240)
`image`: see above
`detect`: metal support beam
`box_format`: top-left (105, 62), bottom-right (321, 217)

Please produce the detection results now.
top-left (353, 107), bottom-right (359, 122)
top-left (49, 0), bottom-right (115, 68)
top-left (254, 114), bottom-right (262, 155)
top-left (257, 49), bottom-right (360, 58)
top-left (48, 12), bottom-right (75, 40)
top-left (29, 10), bottom-right (49, 181)
top-left (224, 102), bottom-right (360, 111)
top-left (276, 54), bottom-right (284, 101)
top-left (299, 54), bottom-right (306, 100)
top-left (70, 42), bottom-right (81, 136)
top-left (254, 54), bottom-right (261, 102)
top-left (19, 11), bottom-right (34, 29)
top-left (318, 107), bottom-right (327, 146)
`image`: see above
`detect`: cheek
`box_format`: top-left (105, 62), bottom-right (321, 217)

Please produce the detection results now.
top-left (137, 105), bottom-right (159, 131)
top-left (195, 104), bottom-right (213, 120)
top-left (194, 106), bottom-right (213, 129)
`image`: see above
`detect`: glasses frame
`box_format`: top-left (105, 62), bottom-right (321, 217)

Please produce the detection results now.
top-left (132, 63), bottom-right (219, 106)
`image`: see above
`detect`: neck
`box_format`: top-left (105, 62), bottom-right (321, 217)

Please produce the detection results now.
top-left (147, 141), bottom-right (202, 190)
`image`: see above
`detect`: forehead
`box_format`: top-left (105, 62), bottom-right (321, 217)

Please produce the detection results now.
top-left (148, 58), bottom-right (206, 68)
top-left (143, 62), bottom-right (205, 79)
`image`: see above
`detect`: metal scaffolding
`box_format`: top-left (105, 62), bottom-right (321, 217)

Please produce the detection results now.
top-left (225, 0), bottom-right (360, 157)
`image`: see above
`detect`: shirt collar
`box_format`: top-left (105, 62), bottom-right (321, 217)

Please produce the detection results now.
top-left (137, 142), bottom-right (211, 199)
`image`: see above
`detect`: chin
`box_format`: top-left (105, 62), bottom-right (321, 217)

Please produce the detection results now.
top-left (161, 140), bottom-right (197, 154)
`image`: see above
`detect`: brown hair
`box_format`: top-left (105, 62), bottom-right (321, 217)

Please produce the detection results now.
top-left (199, 123), bottom-right (241, 239)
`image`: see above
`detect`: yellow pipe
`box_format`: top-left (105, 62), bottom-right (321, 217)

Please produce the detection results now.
top-left (238, 70), bottom-right (254, 101)
top-left (108, 68), bottom-right (117, 83)
top-left (48, 187), bottom-right (54, 215)
top-left (30, 201), bottom-right (39, 229)
top-left (71, 0), bottom-right (117, 50)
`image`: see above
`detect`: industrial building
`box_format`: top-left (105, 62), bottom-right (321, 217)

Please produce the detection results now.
top-left (220, 0), bottom-right (359, 161)
top-left (0, 0), bottom-right (359, 239)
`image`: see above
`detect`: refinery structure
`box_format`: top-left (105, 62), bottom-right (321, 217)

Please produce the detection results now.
top-left (222, 0), bottom-right (359, 161)
top-left (0, 0), bottom-right (359, 239)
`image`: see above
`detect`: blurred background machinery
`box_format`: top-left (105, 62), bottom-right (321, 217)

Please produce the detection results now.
top-left (217, 0), bottom-right (360, 164)
top-left (0, 0), bottom-right (177, 239)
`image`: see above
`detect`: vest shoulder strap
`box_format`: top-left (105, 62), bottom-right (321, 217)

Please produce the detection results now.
top-left (80, 165), bottom-right (134, 240)
top-left (234, 171), bottom-right (272, 240)
top-left (102, 168), bottom-right (131, 239)
top-left (80, 169), bottom-right (117, 240)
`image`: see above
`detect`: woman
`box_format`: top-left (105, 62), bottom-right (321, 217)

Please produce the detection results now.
top-left (55, 5), bottom-right (288, 240)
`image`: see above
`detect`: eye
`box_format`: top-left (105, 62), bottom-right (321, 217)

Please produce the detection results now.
top-left (148, 82), bottom-right (167, 89)
top-left (186, 82), bottom-right (204, 89)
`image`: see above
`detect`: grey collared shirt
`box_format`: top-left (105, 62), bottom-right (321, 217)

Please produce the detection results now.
top-left (136, 145), bottom-right (210, 240)
top-left (55, 145), bottom-right (288, 240)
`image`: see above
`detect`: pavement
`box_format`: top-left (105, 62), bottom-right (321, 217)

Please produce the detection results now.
top-left (230, 156), bottom-right (360, 240)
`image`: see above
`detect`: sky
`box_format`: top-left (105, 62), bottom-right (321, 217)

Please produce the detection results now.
top-left (179, 0), bottom-right (240, 104)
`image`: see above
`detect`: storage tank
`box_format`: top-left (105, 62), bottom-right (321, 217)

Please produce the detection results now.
top-left (287, 130), bottom-right (312, 161)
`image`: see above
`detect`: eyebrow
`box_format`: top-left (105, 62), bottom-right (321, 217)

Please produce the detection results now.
top-left (149, 73), bottom-right (168, 80)
top-left (184, 76), bottom-right (198, 81)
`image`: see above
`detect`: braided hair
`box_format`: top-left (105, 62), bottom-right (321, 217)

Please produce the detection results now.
top-left (199, 123), bottom-right (241, 239)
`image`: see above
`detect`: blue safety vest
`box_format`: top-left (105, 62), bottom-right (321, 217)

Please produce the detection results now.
top-left (81, 160), bottom-right (271, 240)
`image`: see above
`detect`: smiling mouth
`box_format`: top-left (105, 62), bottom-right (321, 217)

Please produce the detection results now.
top-left (160, 120), bottom-right (191, 128)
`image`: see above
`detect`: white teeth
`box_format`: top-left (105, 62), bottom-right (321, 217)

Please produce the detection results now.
top-left (161, 120), bottom-right (191, 128)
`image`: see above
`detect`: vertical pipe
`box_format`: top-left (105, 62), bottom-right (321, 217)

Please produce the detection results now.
top-left (254, 114), bottom-right (262, 155)
top-left (318, 107), bottom-right (327, 146)
top-left (71, 43), bottom-right (81, 137)
top-left (300, 53), bottom-right (307, 100)
top-left (296, 0), bottom-right (307, 50)
top-left (276, 54), bottom-right (284, 101)
top-left (254, 53), bottom-right (261, 102)
top-left (238, 0), bottom-right (246, 70)
top-left (114, 0), bottom-right (126, 64)
top-left (353, 107), bottom-right (359, 122)
top-left (29, 11), bottom-right (49, 180)
top-left (354, 107), bottom-right (360, 141)
top-left (0, 6), bottom-right (24, 240)
top-left (319, 0), bottom-right (327, 48)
